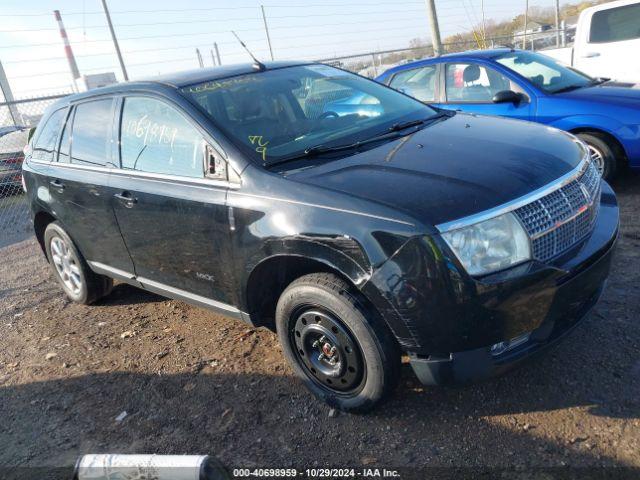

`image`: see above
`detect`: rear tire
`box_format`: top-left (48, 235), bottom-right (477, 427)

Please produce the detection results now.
top-left (577, 133), bottom-right (618, 181)
top-left (276, 273), bottom-right (401, 413)
top-left (44, 221), bottom-right (113, 304)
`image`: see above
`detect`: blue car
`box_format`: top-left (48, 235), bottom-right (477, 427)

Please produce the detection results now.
top-left (377, 49), bottom-right (640, 180)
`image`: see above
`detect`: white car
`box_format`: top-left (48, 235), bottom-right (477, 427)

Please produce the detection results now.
top-left (543, 0), bottom-right (640, 82)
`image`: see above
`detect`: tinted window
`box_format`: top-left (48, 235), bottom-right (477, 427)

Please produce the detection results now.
top-left (181, 64), bottom-right (438, 166)
top-left (445, 64), bottom-right (512, 102)
top-left (120, 97), bottom-right (204, 178)
top-left (590, 4), bottom-right (640, 43)
top-left (32, 108), bottom-right (66, 162)
top-left (71, 99), bottom-right (113, 167)
top-left (389, 65), bottom-right (437, 102)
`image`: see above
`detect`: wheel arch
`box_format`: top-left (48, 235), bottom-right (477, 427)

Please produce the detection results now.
top-left (33, 210), bottom-right (57, 256)
top-left (569, 127), bottom-right (628, 166)
top-left (245, 254), bottom-right (374, 332)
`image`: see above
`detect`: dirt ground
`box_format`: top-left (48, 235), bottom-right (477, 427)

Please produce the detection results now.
top-left (1, 175), bottom-right (639, 477)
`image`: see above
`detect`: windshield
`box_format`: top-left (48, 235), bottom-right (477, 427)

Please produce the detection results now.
top-left (495, 51), bottom-right (593, 94)
top-left (180, 64), bottom-right (438, 166)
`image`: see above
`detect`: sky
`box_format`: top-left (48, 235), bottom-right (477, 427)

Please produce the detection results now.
top-left (0, 0), bottom-right (567, 98)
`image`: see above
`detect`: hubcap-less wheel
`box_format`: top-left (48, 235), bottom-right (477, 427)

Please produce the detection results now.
top-left (50, 236), bottom-right (82, 295)
top-left (292, 309), bottom-right (364, 392)
top-left (588, 144), bottom-right (606, 176)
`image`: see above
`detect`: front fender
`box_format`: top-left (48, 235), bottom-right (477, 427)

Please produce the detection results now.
top-left (549, 114), bottom-right (640, 165)
top-left (549, 114), bottom-right (624, 134)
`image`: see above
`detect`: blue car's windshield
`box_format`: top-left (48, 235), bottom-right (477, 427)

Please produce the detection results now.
top-left (181, 64), bottom-right (438, 166)
top-left (495, 51), bottom-right (594, 94)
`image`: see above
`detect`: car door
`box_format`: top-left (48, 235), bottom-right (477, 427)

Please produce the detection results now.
top-left (109, 95), bottom-right (237, 307)
top-left (435, 62), bottom-right (533, 121)
top-left (575, 2), bottom-right (640, 82)
top-left (47, 98), bottom-right (135, 274)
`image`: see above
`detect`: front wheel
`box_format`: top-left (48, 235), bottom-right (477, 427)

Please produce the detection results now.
top-left (577, 133), bottom-right (618, 181)
top-left (276, 273), bottom-right (401, 413)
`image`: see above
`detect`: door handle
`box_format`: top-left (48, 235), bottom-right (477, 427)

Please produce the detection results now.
top-left (581, 52), bottom-right (601, 58)
top-left (114, 191), bottom-right (138, 208)
top-left (49, 179), bottom-right (65, 192)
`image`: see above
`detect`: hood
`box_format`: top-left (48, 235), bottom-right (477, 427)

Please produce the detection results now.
top-left (556, 82), bottom-right (640, 107)
top-left (289, 113), bottom-right (585, 228)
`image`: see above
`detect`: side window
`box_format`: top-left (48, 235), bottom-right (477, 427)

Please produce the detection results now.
top-left (445, 63), bottom-right (513, 103)
top-left (32, 108), bottom-right (66, 162)
top-left (590, 4), bottom-right (640, 43)
top-left (389, 65), bottom-right (438, 102)
top-left (71, 99), bottom-right (114, 167)
top-left (120, 97), bottom-right (204, 178)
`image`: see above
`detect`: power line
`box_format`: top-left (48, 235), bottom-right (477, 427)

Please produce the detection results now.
top-left (0, 7), bottom-right (429, 33)
top-left (0, 2), bottom-right (427, 17)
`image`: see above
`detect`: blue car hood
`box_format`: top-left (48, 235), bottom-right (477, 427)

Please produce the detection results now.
top-left (556, 82), bottom-right (640, 106)
top-left (290, 113), bottom-right (586, 227)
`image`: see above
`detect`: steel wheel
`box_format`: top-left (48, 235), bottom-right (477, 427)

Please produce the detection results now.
top-left (50, 236), bottom-right (83, 295)
top-left (292, 308), bottom-right (365, 393)
top-left (588, 144), bottom-right (606, 176)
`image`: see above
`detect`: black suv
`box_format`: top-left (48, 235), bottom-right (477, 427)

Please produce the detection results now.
top-left (22, 62), bottom-right (619, 412)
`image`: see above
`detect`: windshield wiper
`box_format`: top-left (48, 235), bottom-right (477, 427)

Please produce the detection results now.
top-left (267, 112), bottom-right (450, 168)
top-left (588, 77), bottom-right (610, 86)
top-left (268, 130), bottom-right (406, 168)
top-left (553, 77), bottom-right (610, 94)
top-left (389, 112), bottom-right (451, 132)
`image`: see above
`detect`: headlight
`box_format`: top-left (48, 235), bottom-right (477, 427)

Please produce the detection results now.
top-left (441, 212), bottom-right (531, 276)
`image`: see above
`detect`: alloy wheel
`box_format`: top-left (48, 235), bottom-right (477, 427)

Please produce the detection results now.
top-left (588, 144), bottom-right (606, 176)
top-left (50, 236), bottom-right (83, 295)
top-left (292, 308), bottom-right (365, 393)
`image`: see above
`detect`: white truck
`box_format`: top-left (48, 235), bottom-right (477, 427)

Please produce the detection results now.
top-left (542, 0), bottom-right (640, 82)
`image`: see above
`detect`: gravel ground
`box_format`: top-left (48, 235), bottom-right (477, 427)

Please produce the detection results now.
top-left (0, 174), bottom-right (639, 476)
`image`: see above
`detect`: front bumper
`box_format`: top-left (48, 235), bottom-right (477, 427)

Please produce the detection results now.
top-left (409, 231), bottom-right (615, 385)
top-left (411, 182), bottom-right (618, 386)
top-left (367, 181), bottom-right (619, 385)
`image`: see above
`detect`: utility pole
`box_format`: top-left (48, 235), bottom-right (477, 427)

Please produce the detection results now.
top-left (424, 0), bottom-right (443, 57)
top-left (261, 5), bottom-right (274, 61)
top-left (0, 61), bottom-right (22, 126)
top-left (522, 0), bottom-right (529, 50)
top-left (101, 0), bottom-right (128, 81)
top-left (555, 0), bottom-right (561, 47)
top-left (53, 10), bottom-right (80, 92)
top-left (196, 48), bottom-right (204, 68)
top-left (214, 42), bottom-right (222, 65)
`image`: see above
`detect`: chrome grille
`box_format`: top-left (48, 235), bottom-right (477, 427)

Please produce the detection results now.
top-left (514, 160), bottom-right (601, 262)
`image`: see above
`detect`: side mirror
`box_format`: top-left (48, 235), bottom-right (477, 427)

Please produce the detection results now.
top-left (493, 90), bottom-right (526, 105)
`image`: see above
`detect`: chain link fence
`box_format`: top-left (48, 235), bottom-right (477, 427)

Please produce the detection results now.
top-left (0, 27), bottom-right (575, 247)
top-left (318, 28), bottom-right (574, 78)
top-left (0, 94), bottom-right (69, 247)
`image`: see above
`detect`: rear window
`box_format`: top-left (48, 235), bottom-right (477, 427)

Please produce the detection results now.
top-left (389, 65), bottom-right (437, 102)
top-left (70, 99), bottom-right (114, 167)
top-left (32, 108), bottom-right (66, 162)
top-left (590, 4), bottom-right (640, 43)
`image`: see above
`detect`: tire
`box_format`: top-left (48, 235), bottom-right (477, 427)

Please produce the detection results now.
top-left (44, 221), bottom-right (113, 304)
top-left (577, 133), bottom-right (618, 181)
top-left (276, 273), bottom-right (401, 413)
